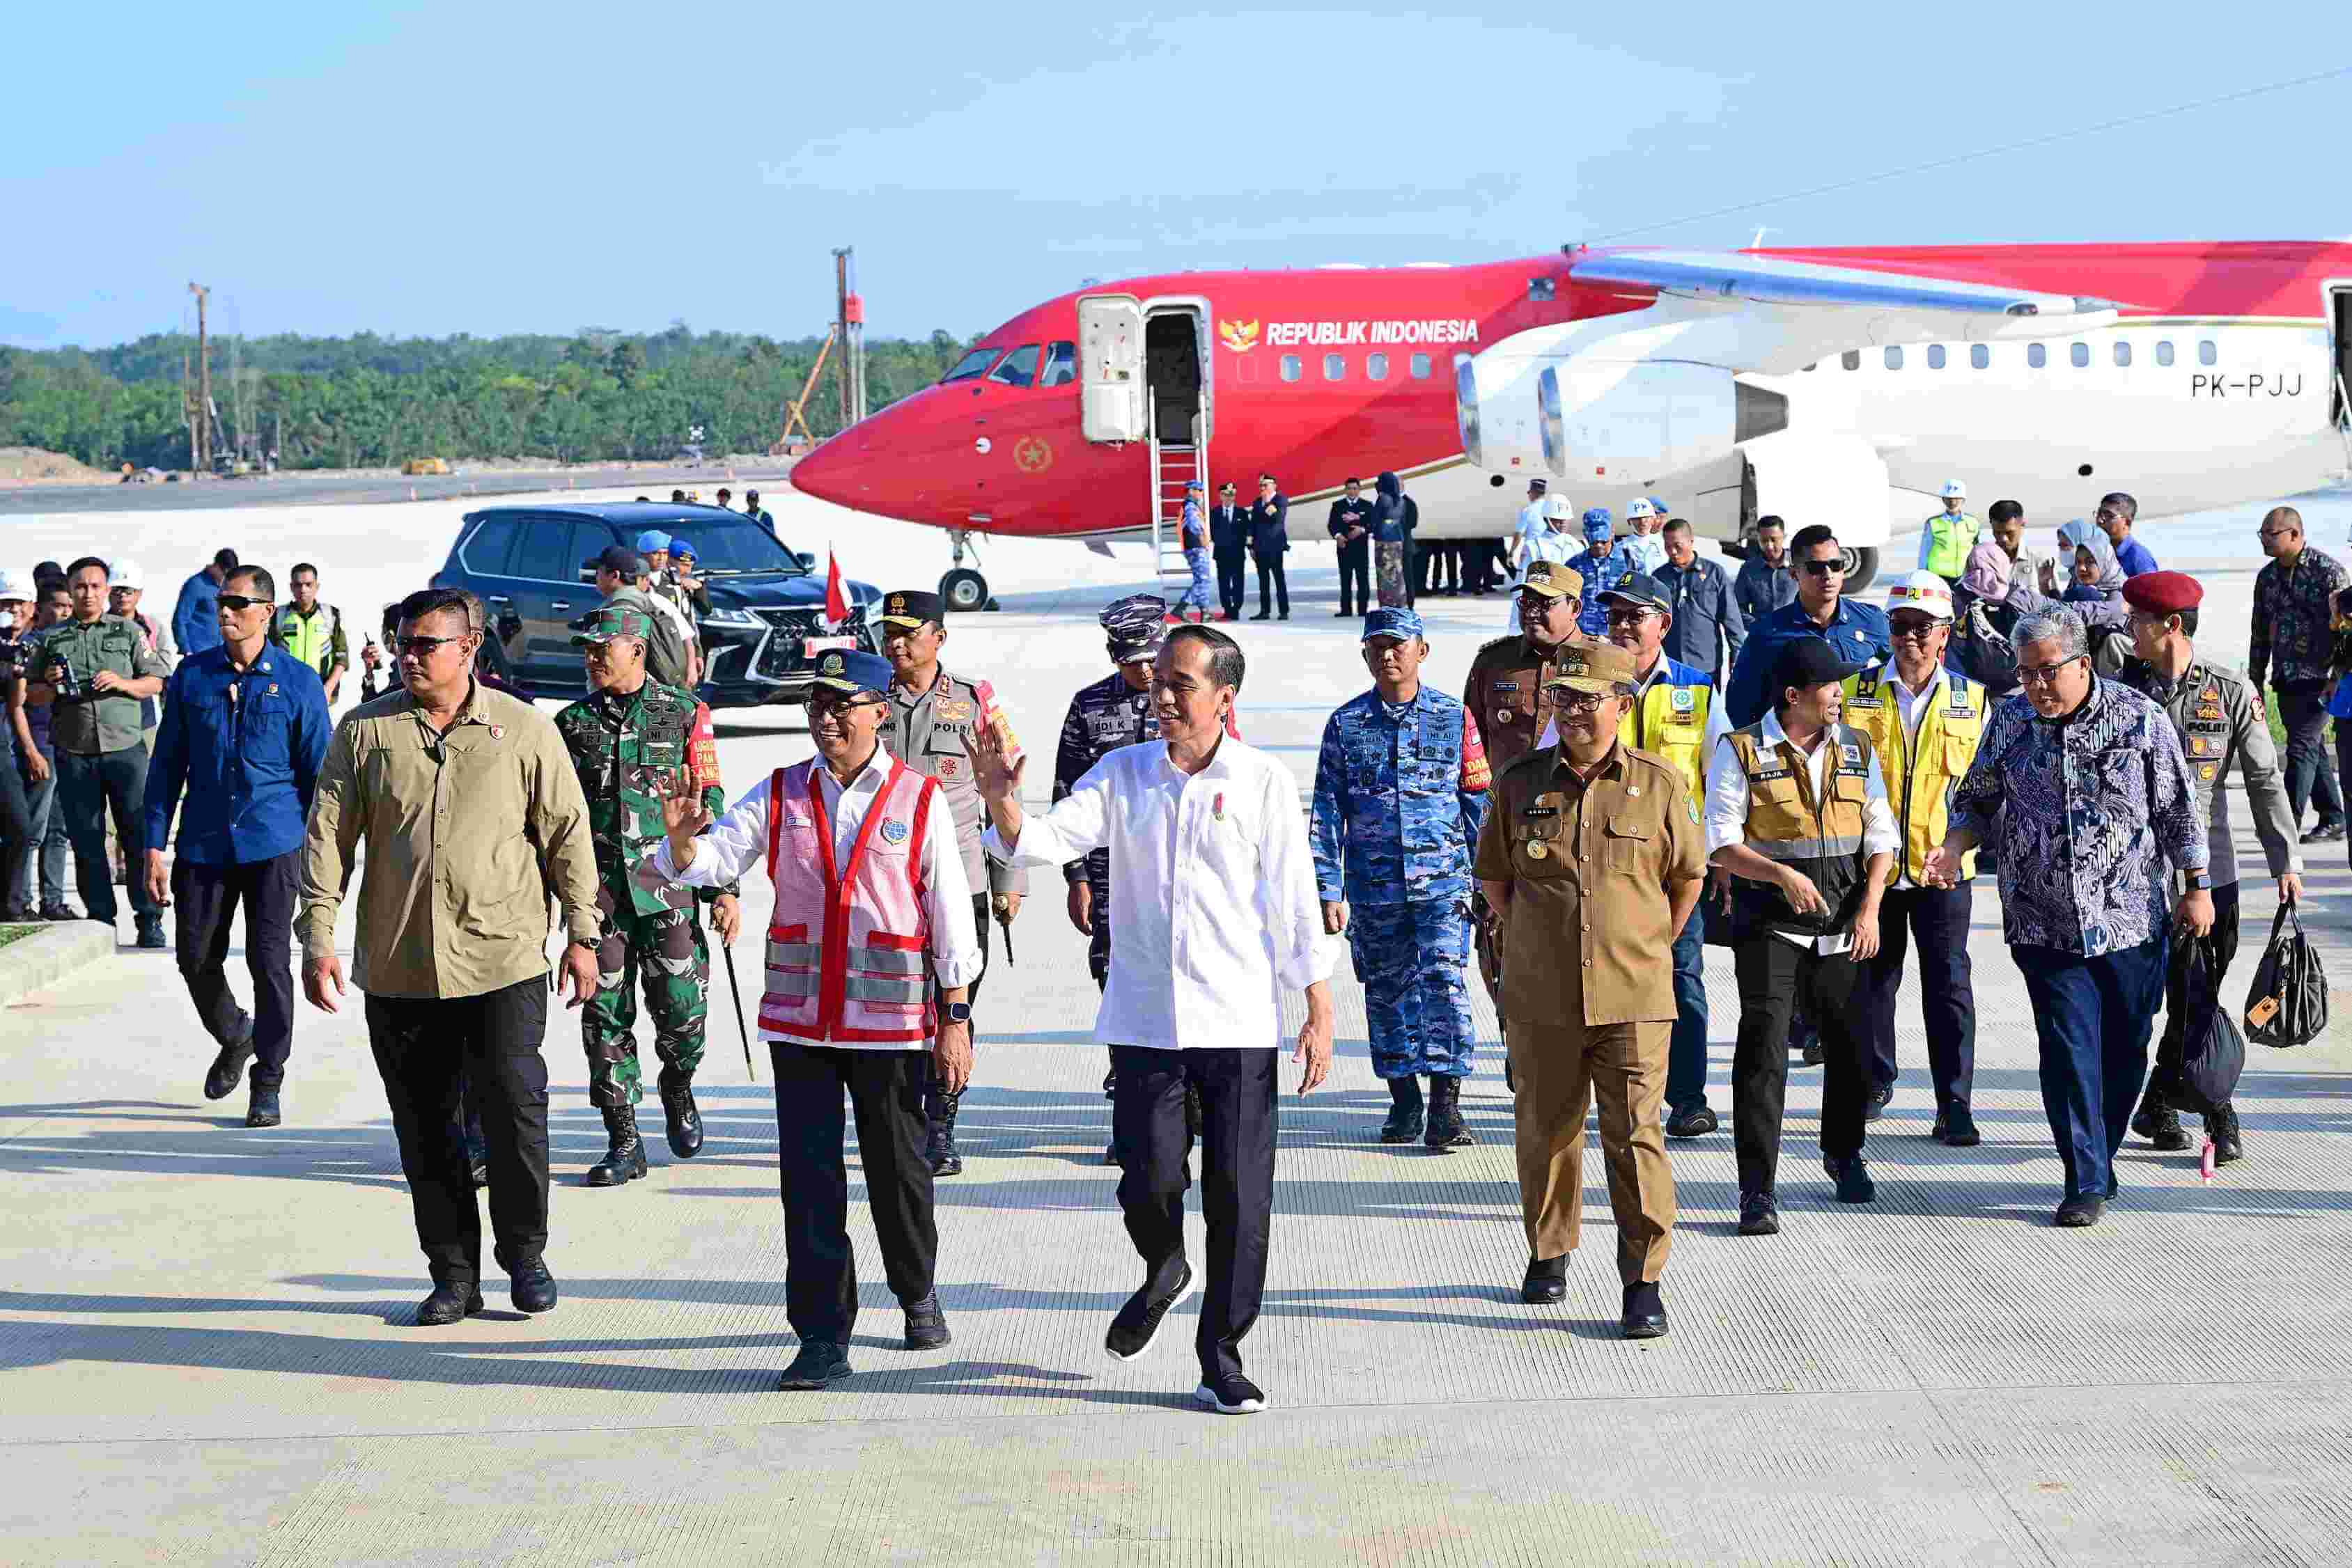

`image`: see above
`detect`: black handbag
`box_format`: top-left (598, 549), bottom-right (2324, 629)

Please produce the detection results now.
top-left (2176, 937), bottom-right (2246, 1118)
top-left (2244, 901), bottom-right (2328, 1049)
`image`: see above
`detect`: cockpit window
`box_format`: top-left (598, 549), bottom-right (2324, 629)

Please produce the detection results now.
top-left (1040, 340), bottom-right (1077, 387)
top-left (987, 344), bottom-right (1042, 388)
top-left (940, 347), bottom-right (1000, 383)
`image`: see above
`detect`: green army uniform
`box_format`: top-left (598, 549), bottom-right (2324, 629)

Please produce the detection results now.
top-left (40, 614), bottom-right (173, 936)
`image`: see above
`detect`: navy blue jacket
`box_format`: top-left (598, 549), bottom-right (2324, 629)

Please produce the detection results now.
top-left (173, 569), bottom-right (224, 656)
top-left (143, 645), bottom-right (332, 865)
top-left (1249, 494), bottom-right (1288, 557)
top-left (1208, 503), bottom-right (1251, 557)
top-left (1652, 556), bottom-right (1746, 679)
top-left (1723, 596), bottom-right (1894, 728)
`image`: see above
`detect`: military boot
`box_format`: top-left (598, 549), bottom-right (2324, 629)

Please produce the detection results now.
top-left (1378, 1076), bottom-right (1425, 1143)
top-left (926, 1092), bottom-right (963, 1177)
top-left (657, 1072), bottom-right (704, 1159)
top-left (586, 1104), bottom-right (647, 1186)
top-left (2206, 1104), bottom-right (2245, 1165)
top-left (1424, 1075), bottom-right (1474, 1151)
top-left (2132, 1090), bottom-right (2191, 1152)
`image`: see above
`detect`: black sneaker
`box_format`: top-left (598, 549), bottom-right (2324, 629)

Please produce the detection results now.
top-left (2055, 1195), bottom-right (2103, 1228)
top-left (1738, 1191), bottom-right (1780, 1236)
top-left (2133, 1096), bottom-right (2190, 1152)
top-left (1934, 1106), bottom-right (1981, 1147)
top-left (1194, 1372), bottom-right (1268, 1414)
top-left (203, 1038), bottom-right (256, 1101)
top-left (135, 916), bottom-right (167, 950)
top-left (2300, 818), bottom-right (2346, 844)
top-left (2207, 1104), bottom-right (2244, 1165)
top-left (1665, 1104), bottom-right (1718, 1138)
top-left (1105, 1258), bottom-right (1196, 1362)
top-left (903, 1292), bottom-right (951, 1350)
top-left (777, 1339), bottom-right (853, 1390)
top-left (1862, 1084), bottom-right (1892, 1124)
top-left (1826, 1155), bottom-right (1876, 1203)
top-left (38, 905), bottom-right (77, 922)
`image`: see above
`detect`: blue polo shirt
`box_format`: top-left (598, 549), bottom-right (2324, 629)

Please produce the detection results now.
top-left (1723, 596), bottom-right (1893, 728)
top-left (143, 645), bottom-right (332, 866)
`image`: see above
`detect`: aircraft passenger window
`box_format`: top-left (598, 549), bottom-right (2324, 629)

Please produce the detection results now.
top-left (2199, 340), bottom-right (2217, 366)
top-left (2028, 343), bottom-right (2046, 369)
top-left (940, 347), bottom-right (999, 384)
top-left (1410, 354), bottom-right (1432, 379)
top-left (1323, 354), bottom-right (1346, 382)
top-left (987, 344), bottom-right (1042, 388)
top-left (2070, 343), bottom-right (2089, 368)
top-left (1841, 350), bottom-right (1860, 370)
top-left (1971, 345), bottom-right (1989, 370)
top-left (1040, 341), bottom-right (1077, 387)
top-left (1280, 354), bottom-right (1302, 383)
top-left (1884, 347), bottom-right (1903, 370)
top-left (1927, 345), bottom-right (1946, 370)
top-left (2156, 340), bottom-right (2174, 367)
top-left (1366, 352), bottom-right (1389, 381)
top-left (2113, 342), bottom-right (2131, 368)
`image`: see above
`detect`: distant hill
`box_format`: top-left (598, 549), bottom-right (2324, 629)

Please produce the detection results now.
top-left (0, 324), bottom-right (979, 473)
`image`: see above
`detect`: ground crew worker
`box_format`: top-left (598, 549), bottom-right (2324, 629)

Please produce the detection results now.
top-left (1571, 510), bottom-right (1634, 640)
top-left (878, 587), bottom-right (1023, 1176)
top-left (1175, 483), bottom-right (1215, 623)
top-left (742, 488), bottom-right (774, 528)
top-left (554, 605), bottom-right (742, 1187)
top-left (1507, 495), bottom-right (1584, 630)
top-left (1474, 640), bottom-right (1701, 1338)
top-left (1620, 499), bottom-right (1667, 577)
top-left (2117, 571), bottom-right (2300, 1166)
top-left (1704, 639), bottom-right (1898, 1234)
top-left (1919, 480), bottom-right (1981, 586)
top-left (1311, 607), bottom-right (1490, 1150)
top-left (1462, 560), bottom-right (1587, 1014)
top-left (271, 563), bottom-right (350, 705)
top-left (1839, 573), bottom-right (1987, 1145)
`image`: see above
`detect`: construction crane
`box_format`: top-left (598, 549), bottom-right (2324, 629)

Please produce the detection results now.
top-left (770, 327), bottom-right (835, 455)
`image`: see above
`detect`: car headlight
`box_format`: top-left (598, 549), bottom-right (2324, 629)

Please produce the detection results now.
top-left (701, 606), bottom-right (760, 627)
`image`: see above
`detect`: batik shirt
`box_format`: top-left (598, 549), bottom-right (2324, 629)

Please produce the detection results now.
top-left (2250, 545), bottom-right (2349, 688)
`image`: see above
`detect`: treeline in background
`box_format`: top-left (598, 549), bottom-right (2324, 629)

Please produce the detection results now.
top-left (0, 323), bottom-right (981, 471)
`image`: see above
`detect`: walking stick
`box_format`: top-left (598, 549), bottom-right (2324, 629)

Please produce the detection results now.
top-left (722, 939), bottom-right (754, 1081)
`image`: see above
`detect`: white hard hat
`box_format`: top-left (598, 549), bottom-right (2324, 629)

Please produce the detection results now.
top-left (0, 567), bottom-right (34, 602)
top-left (1885, 570), bottom-right (1955, 621)
top-left (1543, 494), bottom-right (1575, 521)
top-left (1940, 480), bottom-right (1968, 500)
top-left (109, 558), bottom-right (145, 590)
top-left (1625, 497), bottom-right (1656, 521)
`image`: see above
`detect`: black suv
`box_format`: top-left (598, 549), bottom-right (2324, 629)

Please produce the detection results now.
top-left (431, 501), bottom-right (882, 707)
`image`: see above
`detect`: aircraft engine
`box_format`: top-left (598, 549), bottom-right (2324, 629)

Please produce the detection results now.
top-left (1453, 339), bottom-right (1786, 484)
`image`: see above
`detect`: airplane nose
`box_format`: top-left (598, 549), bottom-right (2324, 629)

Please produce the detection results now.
top-left (788, 425), bottom-right (868, 510)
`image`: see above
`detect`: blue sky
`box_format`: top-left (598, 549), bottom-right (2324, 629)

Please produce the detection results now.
top-left (5, 3), bottom-right (2346, 350)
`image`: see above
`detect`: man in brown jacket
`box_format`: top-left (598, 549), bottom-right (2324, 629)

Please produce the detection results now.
top-left (300, 586), bottom-right (602, 1327)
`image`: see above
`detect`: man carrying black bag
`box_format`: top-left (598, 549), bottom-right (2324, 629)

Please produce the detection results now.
top-left (2244, 902), bottom-right (2329, 1052)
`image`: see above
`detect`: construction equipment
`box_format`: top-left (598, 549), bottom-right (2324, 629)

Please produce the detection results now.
top-left (403, 457), bottom-right (451, 476)
top-left (770, 328), bottom-right (835, 455)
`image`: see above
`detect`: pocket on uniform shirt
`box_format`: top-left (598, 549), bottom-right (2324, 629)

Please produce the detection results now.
top-left (1601, 818), bottom-right (1653, 873)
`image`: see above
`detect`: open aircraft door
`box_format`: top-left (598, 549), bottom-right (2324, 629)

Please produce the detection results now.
top-left (1077, 295), bottom-right (1148, 444)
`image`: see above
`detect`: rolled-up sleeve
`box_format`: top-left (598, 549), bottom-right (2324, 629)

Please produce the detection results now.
top-left (1260, 765), bottom-right (1337, 991)
top-left (658, 775), bottom-right (774, 890)
top-left (527, 725), bottom-right (601, 943)
top-left (922, 787), bottom-right (983, 988)
top-left (297, 716), bottom-right (364, 962)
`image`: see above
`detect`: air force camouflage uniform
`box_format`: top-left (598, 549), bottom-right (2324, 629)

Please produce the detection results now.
top-left (1054, 597), bottom-right (1171, 987)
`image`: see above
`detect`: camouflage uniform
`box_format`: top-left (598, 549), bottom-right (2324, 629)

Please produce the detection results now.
top-left (1312, 643), bottom-right (1492, 1080)
top-left (554, 675), bottom-right (733, 1108)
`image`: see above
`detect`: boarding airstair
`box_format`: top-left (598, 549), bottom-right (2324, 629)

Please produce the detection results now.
top-left (1147, 389), bottom-right (1206, 597)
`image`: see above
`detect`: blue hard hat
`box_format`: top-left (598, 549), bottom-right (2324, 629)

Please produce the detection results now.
top-left (1361, 606), bottom-right (1425, 643)
top-left (635, 530), bottom-right (673, 553)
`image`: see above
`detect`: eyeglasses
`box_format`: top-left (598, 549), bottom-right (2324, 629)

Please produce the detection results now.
top-left (807, 690), bottom-right (885, 712)
top-left (2018, 654), bottom-right (2087, 687)
top-left (217, 595), bottom-right (272, 612)
top-left (396, 634), bottom-right (467, 657)
top-left (1604, 606), bottom-right (1660, 625)
top-left (1798, 559), bottom-right (1842, 577)
top-left (1553, 691), bottom-right (1612, 714)
top-left (2258, 527), bottom-right (2296, 540)
top-left (2095, 509), bottom-right (2126, 524)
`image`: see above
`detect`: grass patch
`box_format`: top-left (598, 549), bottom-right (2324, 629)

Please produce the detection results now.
top-left (0, 924), bottom-right (44, 950)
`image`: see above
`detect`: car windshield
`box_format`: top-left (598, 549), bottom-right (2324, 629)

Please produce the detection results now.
top-left (939, 347), bottom-right (999, 384)
top-left (671, 518), bottom-right (809, 574)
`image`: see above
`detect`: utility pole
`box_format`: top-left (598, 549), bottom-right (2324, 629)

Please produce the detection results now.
top-left (832, 246), bottom-right (866, 429)
top-left (188, 281), bottom-right (212, 473)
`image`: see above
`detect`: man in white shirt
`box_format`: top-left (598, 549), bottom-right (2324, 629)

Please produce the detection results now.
top-left (1704, 639), bottom-right (1898, 1236)
top-left (656, 648), bottom-right (979, 1392)
top-left (972, 624), bottom-right (1334, 1418)
top-left (1509, 495), bottom-right (1584, 630)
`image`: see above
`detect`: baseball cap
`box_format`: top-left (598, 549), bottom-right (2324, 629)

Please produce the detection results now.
top-left (1885, 570), bottom-right (1955, 622)
top-left (595, 544), bottom-right (648, 577)
top-left (1543, 494), bottom-right (1575, 521)
top-left (1598, 582), bottom-right (1672, 616)
top-left (107, 558), bottom-right (145, 590)
top-left (1582, 507), bottom-right (1612, 535)
top-left (571, 605), bottom-right (654, 646)
top-left (1098, 593), bottom-right (1168, 661)
top-left (809, 648), bottom-right (894, 696)
top-left (1773, 638), bottom-right (1866, 693)
top-left (878, 588), bottom-right (946, 629)
top-left (1646, 495), bottom-right (1669, 515)
top-left (1520, 561), bottom-right (1583, 600)
top-left (1361, 606), bottom-right (1425, 643)
top-left (1542, 641), bottom-right (1638, 695)
top-left (635, 530), bottom-right (673, 554)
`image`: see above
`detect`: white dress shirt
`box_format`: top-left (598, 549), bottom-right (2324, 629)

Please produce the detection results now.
top-left (655, 751), bottom-right (983, 1049)
top-left (1703, 710), bottom-right (1899, 955)
top-left (984, 735), bottom-right (1335, 1051)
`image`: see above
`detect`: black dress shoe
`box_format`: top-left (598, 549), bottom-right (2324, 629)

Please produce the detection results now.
top-left (1862, 1083), bottom-right (1892, 1124)
top-left (135, 916), bottom-right (167, 950)
top-left (1277, 611), bottom-right (1290, 620)
top-left (658, 1078), bottom-right (704, 1159)
top-left (1934, 1106), bottom-right (1981, 1147)
top-left (1738, 1191), bottom-right (1780, 1236)
top-left (777, 1339), bottom-right (853, 1390)
top-left (2133, 1095), bottom-right (2190, 1152)
top-left (416, 1280), bottom-right (483, 1326)
top-left (508, 1257), bottom-right (559, 1314)
top-left (1825, 1155), bottom-right (1876, 1203)
top-left (1106, 1257), bottom-right (1196, 1361)
top-left (1800, 1039), bottom-right (1825, 1067)
top-left (1621, 1280), bottom-right (1668, 1340)
top-left (1665, 1104), bottom-right (1718, 1138)
top-left (2207, 1104), bottom-right (2244, 1164)
top-left (2055, 1195), bottom-right (2103, 1228)
top-left (1195, 1372), bottom-right (1268, 1413)
top-left (903, 1292), bottom-right (951, 1349)
top-left (1249, 612), bottom-right (1270, 621)
top-left (244, 1082), bottom-right (281, 1128)
top-left (1520, 1254), bottom-right (1568, 1304)
top-left (38, 905), bottom-right (77, 922)
top-left (1332, 609), bottom-right (1353, 618)
top-left (203, 1037), bottom-right (256, 1101)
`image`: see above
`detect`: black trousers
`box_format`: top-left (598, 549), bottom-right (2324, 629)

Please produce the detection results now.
top-left (365, 974), bottom-right (552, 1282)
top-left (1861, 883), bottom-right (1977, 1110)
top-left (1253, 554), bottom-right (1289, 616)
top-left (55, 744), bottom-right (159, 924)
top-left (1732, 936), bottom-right (1869, 1196)
top-left (770, 1042), bottom-right (936, 1344)
top-left (1335, 543), bottom-right (1370, 615)
top-left (0, 729), bottom-right (30, 917)
top-left (1215, 550), bottom-right (1247, 618)
top-left (2151, 880), bottom-right (2243, 1105)
top-left (173, 850), bottom-right (299, 1087)
top-left (2275, 679), bottom-right (2344, 826)
top-left (1108, 1044), bottom-right (1277, 1381)
top-left (924, 891), bottom-right (992, 1120)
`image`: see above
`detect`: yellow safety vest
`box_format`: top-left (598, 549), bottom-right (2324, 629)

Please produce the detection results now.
top-left (1617, 671), bottom-right (1713, 797)
top-left (1839, 664), bottom-right (1986, 882)
top-left (274, 602), bottom-right (341, 677)
top-left (1922, 510), bottom-right (1982, 579)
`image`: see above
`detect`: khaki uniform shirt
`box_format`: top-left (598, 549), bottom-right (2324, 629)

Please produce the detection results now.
top-left (1473, 741), bottom-right (1706, 1026)
top-left (299, 680), bottom-right (600, 999)
top-left (884, 665), bottom-right (1026, 897)
top-left (39, 614), bottom-right (171, 754)
top-left (1462, 633), bottom-right (1586, 778)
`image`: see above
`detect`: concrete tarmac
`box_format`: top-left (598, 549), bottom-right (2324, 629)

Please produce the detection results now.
top-left (4, 488), bottom-right (2351, 1564)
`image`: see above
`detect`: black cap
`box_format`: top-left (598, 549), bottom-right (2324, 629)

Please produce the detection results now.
top-left (1598, 581), bottom-right (1672, 616)
top-left (594, 544), bottom-right (647, 577)
top-left (878, 588), bottom-right (945, 627)
top-left (1772, 637), bottom-right (1865, 694)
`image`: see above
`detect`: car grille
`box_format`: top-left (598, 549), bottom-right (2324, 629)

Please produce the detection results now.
top-left (753, 606), bottom-right (837, 680)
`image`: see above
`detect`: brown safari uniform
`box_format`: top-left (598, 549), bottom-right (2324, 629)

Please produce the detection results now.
top-left (1461, 559), bottom-right (1588, 1008)
top-left (1473, 643), bottom-right (1706, 1282)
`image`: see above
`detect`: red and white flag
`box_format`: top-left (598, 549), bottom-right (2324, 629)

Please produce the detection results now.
top-left (825, 544), bottom-right (851, 625)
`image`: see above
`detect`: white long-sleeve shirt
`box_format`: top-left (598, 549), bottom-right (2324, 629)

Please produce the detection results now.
top-left (983, 736), bottom-right (1335, 1051)
top-left (655, 754), bottom-right (983, 1049)
top-left (1703, 711), bottom-right (1899, 955)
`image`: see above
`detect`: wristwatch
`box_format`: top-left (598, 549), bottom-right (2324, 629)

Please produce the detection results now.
top-left (2177, 870), bottom-right (2212, 895)
top-left (570, 935), bottom-right (600, 952)
top-left (940, 1001), bottom-right (973, 1024)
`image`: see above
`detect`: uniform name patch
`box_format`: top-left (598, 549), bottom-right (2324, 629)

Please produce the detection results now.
top-left (1493, 680), bottom-right (1520, 693)
top-left (1522, 806), bottom-right (1558, 818)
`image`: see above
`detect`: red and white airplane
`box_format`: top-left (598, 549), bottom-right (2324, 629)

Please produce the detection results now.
top-left (789, 241), bottom-right (2352, 605)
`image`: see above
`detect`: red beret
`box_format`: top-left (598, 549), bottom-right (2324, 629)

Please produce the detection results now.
top-left (2121, 570), bottom-right (2202, 616)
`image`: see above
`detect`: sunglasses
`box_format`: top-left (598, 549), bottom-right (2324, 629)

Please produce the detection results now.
top-left (1889, 620), bottom-right (1945, 641)
top-left (1604, 606), bottom-right (1660, 625)
top-left (396, 634), bottom-right (467, 656)
top-left (1798, 559), bottom-right (1842, 577)
top-left (217, 594), bottom-right (273, 612)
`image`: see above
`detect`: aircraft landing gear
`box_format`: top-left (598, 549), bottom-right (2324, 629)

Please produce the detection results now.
top-left (940, 528), bottom-right (999, 612)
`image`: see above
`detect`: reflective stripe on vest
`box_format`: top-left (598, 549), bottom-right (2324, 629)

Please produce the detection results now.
top-left (1922, 512), bottom-right (1981, 579)
top-left (1840, 666), bottom-right (1986, 881)
top-left (1619, 674), bottom-right (1712, 794)
top-left (277, 604), bottom-right (337, 675)
top-left (1725, 723), bottom-right (1875, 936)
top-left (761, 758), bottom-right (937, 1043)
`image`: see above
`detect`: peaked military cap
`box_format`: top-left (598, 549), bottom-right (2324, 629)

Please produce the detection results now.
top-left (571, 605), bottom-right (653, 646)
top-left (878, 588), bottom-right (945, 629)
top-left (1519, 560), bottom-right (1584, 600)
top-left (1542, 641), bottom-right (1638, 695)
top-left (809, 648), bottom-right (894, 695)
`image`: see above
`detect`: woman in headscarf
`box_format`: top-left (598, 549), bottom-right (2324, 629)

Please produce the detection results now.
top-left (2057, 519), bottom-right (2128, 604)
top-left (1951, 541), bottom-right (2021, 696)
